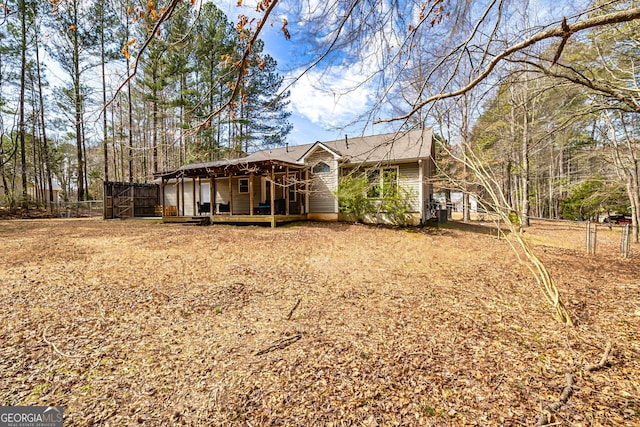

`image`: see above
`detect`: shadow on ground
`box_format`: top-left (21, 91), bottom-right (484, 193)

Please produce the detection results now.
top-left (434, 219), bottom-right (508, 237)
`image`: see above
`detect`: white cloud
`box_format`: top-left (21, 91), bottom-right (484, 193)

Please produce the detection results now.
top-left (288, 66), bottom-right (374, 128)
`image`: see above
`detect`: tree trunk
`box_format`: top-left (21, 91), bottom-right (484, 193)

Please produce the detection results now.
top-left (70, 2), bottom-right (85, 202)
top-left (125, 16), bottom-right (134, 182)
top-left (521, 107), bottom-right (530, 227)
top-left (18, 0), bottom-right (29, 210)
top-left (100, 0), bottom-right (109, 183)
top-left (461, 94), bottom-right (470, 222)
top-left (628, 161), bottom-right (640, 243)
top-left (35, 33), bottom-right (54, 212)
top-left (82, 117), bottom-right (88, 198)
top-left (152, 68), bottom-right (158, 175)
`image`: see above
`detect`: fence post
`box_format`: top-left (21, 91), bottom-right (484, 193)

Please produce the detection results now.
top-left (592, 223), bottom-right (597, 255)
top-left (586, 220), bottom-right (591, 254)
top-left (621, 224), bottom-right (630, 258)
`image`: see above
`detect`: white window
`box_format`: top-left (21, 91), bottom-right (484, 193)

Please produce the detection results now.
top-left (312, 161), bottom-right (331, 174)
top-left (367, 166), bottom-right (399, 199)
top-left (238, 178), bottom-right (249, 194)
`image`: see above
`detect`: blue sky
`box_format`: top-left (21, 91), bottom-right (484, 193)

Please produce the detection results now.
top-left (212, 0), bottom-right (376, 145)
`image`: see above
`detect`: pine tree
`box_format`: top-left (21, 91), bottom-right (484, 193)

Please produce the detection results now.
top-left (47, 0), bottom-right (97, 201)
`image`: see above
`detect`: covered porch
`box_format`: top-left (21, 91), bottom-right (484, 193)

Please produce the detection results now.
top-left (158, 159), bottom-right (309, 227)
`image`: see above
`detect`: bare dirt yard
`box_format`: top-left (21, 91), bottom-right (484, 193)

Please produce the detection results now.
top-left (0, 218), bottom-right (638, 426)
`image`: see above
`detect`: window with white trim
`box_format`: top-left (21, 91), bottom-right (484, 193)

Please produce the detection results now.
top-left (366, 166), bottom-right (398, 199)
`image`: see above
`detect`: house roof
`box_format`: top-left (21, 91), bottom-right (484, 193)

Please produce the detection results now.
top-left (160, 128), bottom-right (432, 178)
top-left (322, 128), bottom-right (433, 164)
top-left (245, 128), bottom-right (432, 165)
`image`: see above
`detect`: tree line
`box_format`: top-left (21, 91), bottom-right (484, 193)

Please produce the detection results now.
top-left (1, 0), bottom-right (638, 245)
top-left (0, 0), bottom-right (291, 209)
top-left (460, 2), bottom-right (639, 240)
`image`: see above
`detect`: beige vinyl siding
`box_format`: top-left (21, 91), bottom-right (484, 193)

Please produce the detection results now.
top-left (232, 179), bottom-right (250, 214)
top-left (340, 163), bottom-right (422, 213)
top-left (307, 150), bottom-right (338, 213)
top-left (397, 163), bottom-right (421, 212)
top-left (214, 177), bottom-right (228, 211)
top-left (213, 178), bottom-right (229, 214)
top-left (213, 176), bottom-right (262, 214)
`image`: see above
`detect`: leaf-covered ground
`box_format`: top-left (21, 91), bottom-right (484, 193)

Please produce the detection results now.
top-left (0, 218), bottom-right (638, 426)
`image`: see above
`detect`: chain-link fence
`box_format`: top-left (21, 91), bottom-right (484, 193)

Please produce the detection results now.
top-left (53, 200), bottom-right (104, 218)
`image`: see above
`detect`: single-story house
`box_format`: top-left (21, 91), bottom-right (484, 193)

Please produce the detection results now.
top-left (28, 180), bottom-right (63, 204)
top-left (158, 128), bottom-right (435, 226)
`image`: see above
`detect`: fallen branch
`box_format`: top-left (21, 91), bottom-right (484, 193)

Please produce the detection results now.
top-left (286, 298), bottom-right (301, 320)
top-left (255, 334), bottom-right (301, 356)
top-left (585, 341), bottom-right (613, 372)
top-left (43, 326), bottom-right (82, 359)
top-left (536, 373), bottom-right (575, 426)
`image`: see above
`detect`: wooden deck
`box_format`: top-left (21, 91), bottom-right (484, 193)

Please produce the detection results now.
top-left (163, 214), bottom-right (307, 227)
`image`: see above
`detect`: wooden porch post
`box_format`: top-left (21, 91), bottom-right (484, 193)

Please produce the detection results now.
top-left (249, 172), bottom-right (254, 216)
top-left (297, 170), bottom-right (302, 214)
top-left (176, 177), bottom-right (181, 216)
top-left (228, 173), bottom-right (233, 215)
top-left (160, 177), bottom-right (165, 217)
top-left (192, 178), bottom-right (197, 216)
top-left (305, 169), bottom-right (310, 214)
top-left (285, 166), bottom-right (290, 216)
top-left (210, 176), bottom-right (215, 216)
top-left (270, 164), bottom-right (276, 228)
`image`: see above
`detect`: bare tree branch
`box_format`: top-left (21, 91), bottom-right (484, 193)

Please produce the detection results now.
top-left (509, 58), bottom-right (640, 113)
top-left (375, 7), bottom-right (640, 124)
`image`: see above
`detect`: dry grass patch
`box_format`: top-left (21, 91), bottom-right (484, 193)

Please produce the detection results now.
top-left (0, 219), bottom-right (638, 426)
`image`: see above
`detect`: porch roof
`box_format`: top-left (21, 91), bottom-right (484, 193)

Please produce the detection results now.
top-left (158, 158), bottom-right (307, 180)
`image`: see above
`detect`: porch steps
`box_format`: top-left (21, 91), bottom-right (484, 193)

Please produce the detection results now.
top-left (163, 216), bottom-right (210, 226)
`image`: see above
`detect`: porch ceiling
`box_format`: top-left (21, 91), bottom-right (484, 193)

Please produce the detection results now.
top-left (159, 159), bottom-right (307, 180)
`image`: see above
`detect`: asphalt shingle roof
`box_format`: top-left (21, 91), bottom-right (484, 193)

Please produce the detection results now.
top-left (167, 128), bottom-right (432, 175)
top-left (245, 128), bottom-right (432, 165)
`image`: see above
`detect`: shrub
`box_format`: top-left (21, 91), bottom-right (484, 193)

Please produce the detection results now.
top-left (335, 173), bottom-right (416, 226)
top-left (335, 175), bottom-right (372, 222)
